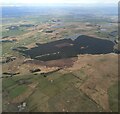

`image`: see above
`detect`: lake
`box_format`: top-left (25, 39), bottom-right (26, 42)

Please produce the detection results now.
top-left (18, 35), bottom-right (115, 61)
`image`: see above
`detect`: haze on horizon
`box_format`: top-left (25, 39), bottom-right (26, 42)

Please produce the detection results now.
top-left (1, 0), bottom-right (119, 6)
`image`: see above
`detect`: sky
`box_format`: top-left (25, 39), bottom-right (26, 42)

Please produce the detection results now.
top-left (0, 0), bottom-right (119, 6)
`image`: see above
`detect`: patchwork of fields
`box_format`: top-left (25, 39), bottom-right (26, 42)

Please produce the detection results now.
top-left (1, 6), bottom-right (119, 112)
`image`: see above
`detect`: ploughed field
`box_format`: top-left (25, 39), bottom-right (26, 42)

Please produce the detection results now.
top-left (18, 35), bottom-right (115, 61)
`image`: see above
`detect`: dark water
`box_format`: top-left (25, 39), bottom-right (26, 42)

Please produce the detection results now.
top-left (19, 35), bottom-right (115, 61)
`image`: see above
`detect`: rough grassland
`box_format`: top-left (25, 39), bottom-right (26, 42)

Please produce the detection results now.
top-left (108, 82), bottom-right (118, 112)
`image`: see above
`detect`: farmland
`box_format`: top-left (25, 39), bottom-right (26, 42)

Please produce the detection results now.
top-left (1, 5), bottom-right (119, 112)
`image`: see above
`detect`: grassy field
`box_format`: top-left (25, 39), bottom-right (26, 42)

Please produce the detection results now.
top-left (2, 29), bottom-right (27, 37)
top-left (23, 72), bottom-right (103, 112)
top-left (2, 78), bottom-right (16, 88)
top-left (2, 70), bottom-right (103, 112)
top-left (9, 85), bottom-right (28, 98)
top-left (108, 82), bottom-right (118, 112)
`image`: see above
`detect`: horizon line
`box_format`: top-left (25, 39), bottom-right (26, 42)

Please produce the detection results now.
top-left (1, 3), bottom-right (118, 7)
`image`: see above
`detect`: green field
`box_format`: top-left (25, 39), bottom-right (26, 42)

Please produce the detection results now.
top-left (9, 85), bottom-right (28, 98)
top-left (2, 71), bottom-right (103, 112)
top-left (108, 82), bottom-right (119, 112)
